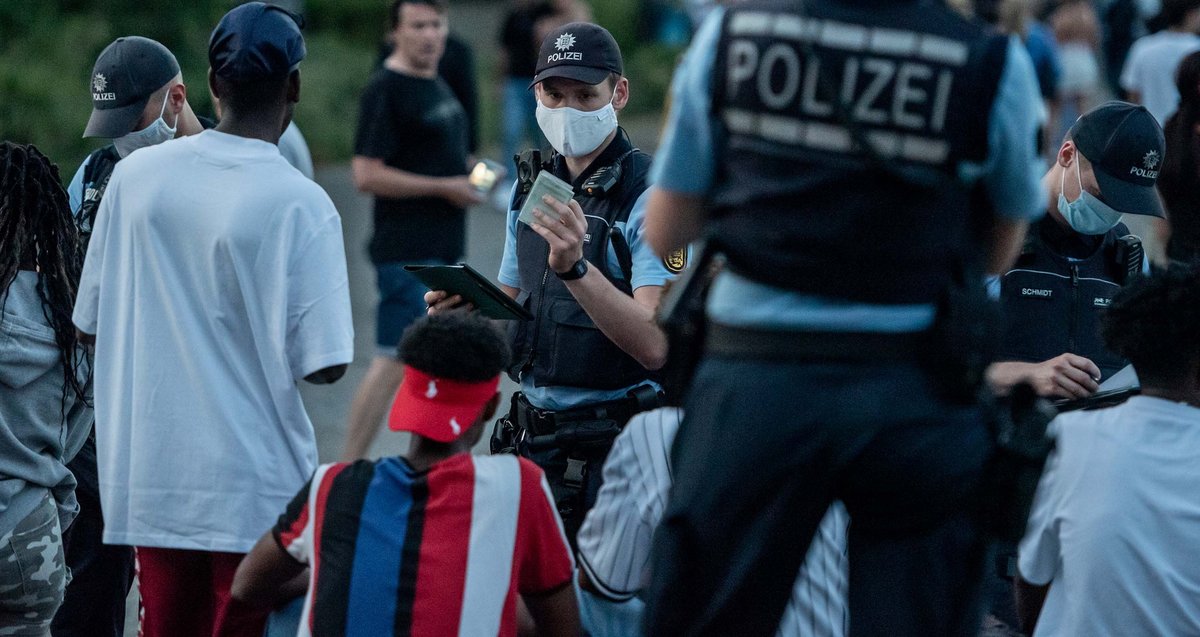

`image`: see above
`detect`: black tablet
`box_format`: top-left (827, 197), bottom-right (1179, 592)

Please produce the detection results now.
top-left (404, 263), bottom-right (532, 321)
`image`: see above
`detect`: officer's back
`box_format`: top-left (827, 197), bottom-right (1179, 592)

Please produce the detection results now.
top-left (640, 1), bottom-right (1046, 635)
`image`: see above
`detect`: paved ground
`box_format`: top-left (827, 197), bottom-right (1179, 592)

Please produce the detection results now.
top-left (300, 162), bottom-right (517, 461)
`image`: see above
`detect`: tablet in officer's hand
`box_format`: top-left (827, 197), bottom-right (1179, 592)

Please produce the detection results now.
top-left (518, 170), bottom-right (574, 227)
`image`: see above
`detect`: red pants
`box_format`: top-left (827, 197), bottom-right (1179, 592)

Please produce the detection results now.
top-left (137, 547), bottom-right (270, 637)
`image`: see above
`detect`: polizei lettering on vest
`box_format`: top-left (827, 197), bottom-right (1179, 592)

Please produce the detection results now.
top-left (726, 39), bottom-right (955, 133)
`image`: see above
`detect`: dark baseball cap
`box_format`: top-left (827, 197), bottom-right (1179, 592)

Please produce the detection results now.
top-left (83, 37), bottom-right (180, 139)
top-left (209, 2), bottom-right (306, 82)
top-left (1069, 101), bottom-right (1166, 218)
top-left (530, 22), bottom-right (624, 88)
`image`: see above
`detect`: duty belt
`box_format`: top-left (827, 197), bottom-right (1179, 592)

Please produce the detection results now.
top-left (705, 323), bottom-right (927, 362)
top-left (515, 384), bottom-right (661, 438)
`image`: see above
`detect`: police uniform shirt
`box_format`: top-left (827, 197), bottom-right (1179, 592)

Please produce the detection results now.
top-left (656, 7), bottom-right (1047, 333)
top-left (498, 184), bottom-right (674, 412)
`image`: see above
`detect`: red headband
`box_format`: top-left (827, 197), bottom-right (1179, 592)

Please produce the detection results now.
top-left (387, 366), bottom-right (500, 442)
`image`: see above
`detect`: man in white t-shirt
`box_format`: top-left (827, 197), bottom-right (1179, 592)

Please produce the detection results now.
top-left (71, 4), bottom-right (353, 636)
top-left (576, 407), bottom-right (849, 637)
top-left (1120, 0), bottom-right (1200, 125)
top-left (1016, 265), bottom-right (1200, 636)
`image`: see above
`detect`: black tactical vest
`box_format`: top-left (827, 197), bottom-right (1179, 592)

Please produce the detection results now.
top-left (709, 0), bottom-right (1008, 304)
top-left (998, 219), bottom-right (1138, 380)
top-left (76, 145), bottom-right (121, 249)
top-left (508, 132), bottom-right (653, 391)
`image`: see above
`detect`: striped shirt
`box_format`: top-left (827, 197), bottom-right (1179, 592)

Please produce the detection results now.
top-left (274, 454), bottom-right (574, 637)
top-left (576, 408), bottom-right (849, 637)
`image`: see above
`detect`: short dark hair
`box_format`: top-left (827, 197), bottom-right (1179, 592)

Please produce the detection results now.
top-left (390, 0), bottom-right (446, 29)
top-left (1102, 266), bottom-right (1200, 386)
top-left (213, 72), bottom-right (291, 118)
top-left (399, 312), bottom-right (511, 382)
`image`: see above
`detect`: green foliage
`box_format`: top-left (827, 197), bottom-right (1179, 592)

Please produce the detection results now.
top-left (0, 0), bottom-right (680, 179)
top-left (0, 0), bottom-right (378, 176)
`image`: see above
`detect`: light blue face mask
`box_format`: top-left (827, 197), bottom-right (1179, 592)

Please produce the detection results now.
top-left (113, 93), bottom-right (178, 158)
top-left (1058, 159), bottom-right (1123, 235)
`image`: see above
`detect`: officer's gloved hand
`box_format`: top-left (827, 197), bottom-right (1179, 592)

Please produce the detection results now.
top-left (986, 354), bottom-right (1102, 400)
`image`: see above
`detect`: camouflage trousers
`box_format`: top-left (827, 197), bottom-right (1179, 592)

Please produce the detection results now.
top-left (0, 495), bottom-right (66, 635)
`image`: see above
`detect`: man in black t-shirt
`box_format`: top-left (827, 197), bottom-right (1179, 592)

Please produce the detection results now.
top-left (342, 0), bottom-right (482, 461)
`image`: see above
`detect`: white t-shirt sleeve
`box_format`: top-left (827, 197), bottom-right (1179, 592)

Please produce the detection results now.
top-left (1018, 422), bottom-right (1066, 586)
top-left (576, 408), bottom-right (680, 600)
top-left (286, 209), bottom-right (354, 380)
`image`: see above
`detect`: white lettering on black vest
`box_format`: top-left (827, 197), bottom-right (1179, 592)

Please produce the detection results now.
top-left (722, 14), bottom-right (965, 166)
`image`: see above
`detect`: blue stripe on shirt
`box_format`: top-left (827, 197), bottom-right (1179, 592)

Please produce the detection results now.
top-left (346, 458), bottom-right (411, 637)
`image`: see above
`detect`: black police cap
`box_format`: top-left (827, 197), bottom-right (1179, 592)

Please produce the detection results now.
top-left (1069, 101), bottom-right (1166, 218)
top-left (84, 37), bottom-right (180, 139)
top-left (530, 22), bottom-right (624, 88)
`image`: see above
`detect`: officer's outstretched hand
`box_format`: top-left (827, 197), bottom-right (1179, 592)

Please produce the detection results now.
top-left (987, 354), bottom-right (1102, 399)
top-left (423, 290), bottom-right (474, 315)
top-left (529, 195), bottom-right (587, 275)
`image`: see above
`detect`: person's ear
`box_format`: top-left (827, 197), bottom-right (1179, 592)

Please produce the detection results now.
top-left (208, 68), bottom-right (221, 104)
top-left (287, 70), bottom-right (301, 105)
top-left (168, 83), bottom-right (187, 118)
top-left (1057, 140), bottom-right (1076, 169)
top-left (480, 393), bottom-right (501, 423)
top-left (612, 76), bottom-right (630, 111)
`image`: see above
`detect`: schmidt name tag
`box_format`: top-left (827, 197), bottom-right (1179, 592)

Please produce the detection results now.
top-left (1020, 288), bottom-right (1053, 299)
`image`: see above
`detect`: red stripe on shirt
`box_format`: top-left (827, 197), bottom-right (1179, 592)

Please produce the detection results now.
top-left (278, 502), bottom-right (309, 551)
top-left (409, 454), bottom-right (475, 636)
top-left (503, 459), bottom-right (574, 637)
top-left (309, 462), bottom-right (350, 632)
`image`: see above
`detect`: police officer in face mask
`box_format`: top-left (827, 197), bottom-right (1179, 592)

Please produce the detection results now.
top-left (57, 36), bottom-right (208, 637)
top-left (67, 37), bottom-right (209, 245)
top-left (426, 22), bottom-right (676, 542)
top-left (988, 102), bottom-right (1164, 401)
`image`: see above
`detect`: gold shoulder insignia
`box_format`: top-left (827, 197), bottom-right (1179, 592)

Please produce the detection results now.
top-left (664, 248), bottom-right (687, 274)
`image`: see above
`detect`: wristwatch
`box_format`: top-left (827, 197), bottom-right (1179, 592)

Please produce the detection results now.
top-left (555, 258), bottom-right (588, 281)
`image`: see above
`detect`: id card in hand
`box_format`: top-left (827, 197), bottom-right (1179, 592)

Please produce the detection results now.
top-left (518, 170), bottom-right (574, 227)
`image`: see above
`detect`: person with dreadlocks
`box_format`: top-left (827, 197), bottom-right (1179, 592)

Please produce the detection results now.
top-left (0, 141), bottom-right (93, 632)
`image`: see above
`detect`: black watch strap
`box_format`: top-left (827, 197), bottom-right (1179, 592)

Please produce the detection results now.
top-left (555, 258), bottom-right (588, 281)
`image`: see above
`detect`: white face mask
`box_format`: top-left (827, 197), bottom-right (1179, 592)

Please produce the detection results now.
top-left (113, 93), bottom-right (178, 158)
top-left (1057, 159), bottom-right (1123, 235)
top-left (535, 94), bottom-right (618, 158)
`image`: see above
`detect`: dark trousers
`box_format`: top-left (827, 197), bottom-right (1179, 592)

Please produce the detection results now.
top-left (52, 436), bottom-right (136, 637)
top-left (644, 356), bottom-right (992, 637)
top-left (520, 443), bottom-right (610, 547)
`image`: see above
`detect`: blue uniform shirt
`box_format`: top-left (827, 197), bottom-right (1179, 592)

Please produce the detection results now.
top-left (656, 8), bottom-right (1047, 332)
top-left (499, 183), bottom-right (674, 411)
